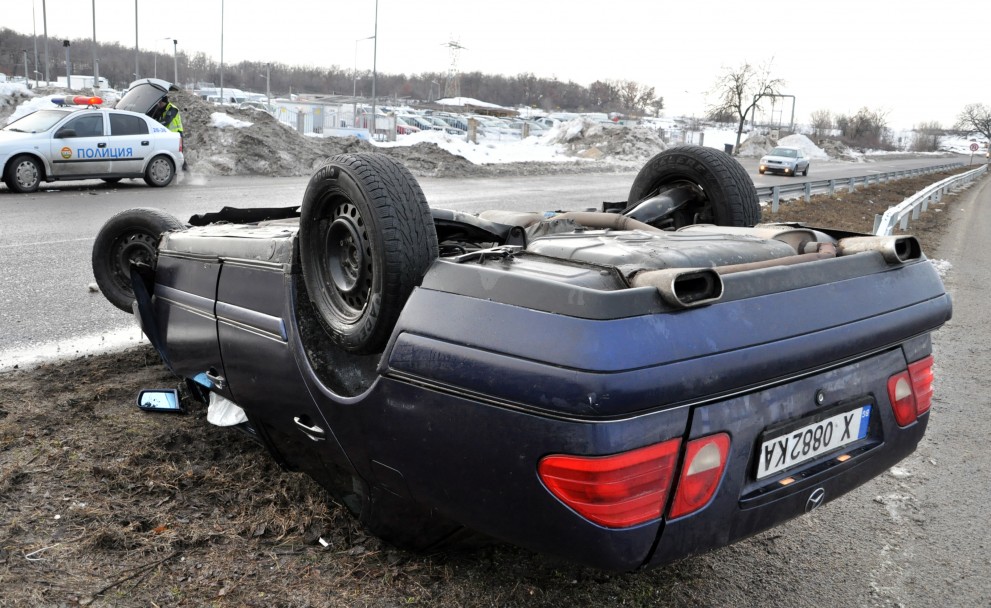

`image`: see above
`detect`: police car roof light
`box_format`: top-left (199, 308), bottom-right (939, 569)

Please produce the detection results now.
top-left (51, 96), bottom-right (103, 107)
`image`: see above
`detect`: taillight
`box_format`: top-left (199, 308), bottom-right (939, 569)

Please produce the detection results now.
top-left (538, 438), bottom-right (681, 528)
top-left (887, 355), bottom-right (935, 426)
top-left (668, 433), bottom-right (730, 519)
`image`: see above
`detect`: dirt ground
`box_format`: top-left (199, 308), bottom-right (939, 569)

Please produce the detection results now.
top-left (0, 169), bottom-right (971, 607)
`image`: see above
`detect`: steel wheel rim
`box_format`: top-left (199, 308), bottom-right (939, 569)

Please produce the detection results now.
top-left (322, 200), bottom-right (372, 321)
top-left (110, 231), bottom-right (157, 292)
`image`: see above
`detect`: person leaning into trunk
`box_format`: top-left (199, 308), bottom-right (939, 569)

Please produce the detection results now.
top-left (151, 96), bottom-right (188, 170)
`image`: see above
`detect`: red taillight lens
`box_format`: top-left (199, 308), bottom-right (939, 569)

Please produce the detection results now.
top-left (668, 433), bottom-right (731, 519)
top-left (538, 439), bottom-right (681, 528)
top-left (888, 355), bottom-right (935, 426)
top-left (908, 356), bottom-right (934, 415)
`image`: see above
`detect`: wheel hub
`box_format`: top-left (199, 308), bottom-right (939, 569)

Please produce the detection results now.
top-left (325, 202), bottom-right (372, 314)
top-left (111, 232), bottom-right (157, 289)
top-left (15, 160), bottom-right (39, 188)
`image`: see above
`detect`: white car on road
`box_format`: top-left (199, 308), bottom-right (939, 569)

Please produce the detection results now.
top-left (1, 79), bottom-right (184, 193)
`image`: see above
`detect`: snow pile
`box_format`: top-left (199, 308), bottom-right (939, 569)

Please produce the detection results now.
top-left (735, 132), bottom-right (829, 159)
top-left (541, 118), bottom-right (667, 163)
top-left (210, 112), bottom-right (253, 129)
top-left (373, 128), bottom-right (569, 165)
top-left (0, 83), bottom-right (36, 125)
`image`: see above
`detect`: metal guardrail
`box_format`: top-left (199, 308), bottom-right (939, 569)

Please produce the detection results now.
top-left (757, 163), bottom-right (965, 213)
top-left (872, 164), bottom-right (988, 235)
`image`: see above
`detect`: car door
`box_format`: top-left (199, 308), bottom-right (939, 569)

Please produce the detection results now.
top-left (49, 112), bottom-right (109, 177)
top-left (107, 112), bottom-right (152, 176)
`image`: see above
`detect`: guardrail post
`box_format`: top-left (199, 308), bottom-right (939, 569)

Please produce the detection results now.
top-left (849, 176), bottom-right (856, 191)
top-left (912, 203), bottom-right (921, 220)
top-left (873, 214), bottom-right (883, 234)
top-left (900, 215), bottom-right (910, 231)
top-left (804, 183), bottom-right (812, 202)
top-left (771, 187), bottom-right (781, 213)
top-left (828, 179), bottom-right (836, 195)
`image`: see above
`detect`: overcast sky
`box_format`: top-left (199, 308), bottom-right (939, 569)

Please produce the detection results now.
top-left (4, 0), bottom-right (988, 130)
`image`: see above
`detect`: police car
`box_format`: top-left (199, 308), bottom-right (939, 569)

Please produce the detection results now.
top-left (0, 79), bottom-right (184, 193)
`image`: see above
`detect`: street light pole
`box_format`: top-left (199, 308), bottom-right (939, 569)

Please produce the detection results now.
top-left (91, 0), bottom-right (98, 87)
top-left (134, 0), bottom-right (139, 79)
top-left (32, 1), bottom-right (39, 87)
top-left (220, 0), bottom-right (225, 103)
top-left (42, 0), bottom-right (49, 83)
top-left (265, 63), bottom-right (271, 104)
top-left (172, 39), bottom-right (178, 84)
top-left (370, 0), bottom-right (378, 138)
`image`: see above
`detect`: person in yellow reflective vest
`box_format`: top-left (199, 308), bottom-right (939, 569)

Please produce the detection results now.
top-left (151, 96), bottom-right (188, 170)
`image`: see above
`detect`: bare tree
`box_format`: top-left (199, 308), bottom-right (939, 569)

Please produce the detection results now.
top-left (835, 107), bottom-right (892, 149)
top-left (708, 61), bottom-right (784, 154)
top-left (955, 103), bottom-right (991, 142)
top-left (911, 121), bottom-right (943, 152)
top-left (616, 80), bottom-right (657, 116)
top-left (809, 109), bottom-right (832, 141)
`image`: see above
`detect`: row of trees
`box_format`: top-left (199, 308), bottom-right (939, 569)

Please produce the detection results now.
top-left (5, 27), bottom-right (989, 152)
top-left (0, 28), bottom-right (662, 116)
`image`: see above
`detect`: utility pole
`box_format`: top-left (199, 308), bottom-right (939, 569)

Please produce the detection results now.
top-left (63, 40), bottom-right (71, 87)
top-left (172, 39), bottom-right (178, 84)
top-left (220, 0), bottom-right (225, 103)
top-left (370, 0), bottom-right (378, 138)
top-left (42, 0), bottom-right (50, 83)
top-left (134, 0), bottom-right (139, 79)
top-left (92, 0), bottom-right (98, 86)
top-left (32, 2), bottom-right (39, 87)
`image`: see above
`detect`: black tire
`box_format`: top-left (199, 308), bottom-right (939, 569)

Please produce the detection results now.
top-left (143, 155), bottom-right (175, 187)
top-left (92, 208), bottom-right (184, 312)
top-left (627, 145), bottom-right (761, 227)
top-left (299, 153), bottom-right (438, 354)
top-left (803, 164), bottom-right (809, 177)
top-left (3, 155), bottom-right (43, 193)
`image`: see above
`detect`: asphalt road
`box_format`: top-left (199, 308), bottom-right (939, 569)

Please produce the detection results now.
top-left (0, 156), bottom-right (988, 605)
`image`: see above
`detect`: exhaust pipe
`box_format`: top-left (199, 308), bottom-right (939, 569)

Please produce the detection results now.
top-left (631, 268), bottom-right (724, 308)
top-left (836, 236), bottom-right (921, 264)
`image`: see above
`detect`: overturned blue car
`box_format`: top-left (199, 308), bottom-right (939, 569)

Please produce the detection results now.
top-left (91, 146), bottom-right (951, 571)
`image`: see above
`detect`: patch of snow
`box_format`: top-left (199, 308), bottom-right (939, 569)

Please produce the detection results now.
top-left (210, 112), bottom-right (253, 129)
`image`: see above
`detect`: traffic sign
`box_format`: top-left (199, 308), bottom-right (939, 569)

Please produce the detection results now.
top-left (970, 143), bottom-right (979, 152)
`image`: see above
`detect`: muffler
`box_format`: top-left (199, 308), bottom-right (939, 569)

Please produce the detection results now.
top-left (631, 268), bottom-right (724, 308)
top-left (836, 235), bottom-right (922, 264)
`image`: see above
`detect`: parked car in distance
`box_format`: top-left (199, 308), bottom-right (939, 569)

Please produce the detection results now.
top-left (1, 79), bottom-right (184, 193)
top-left (91, 146), bottom-right (949, 572)
top-left (759, 146), bottom-right (810, 176)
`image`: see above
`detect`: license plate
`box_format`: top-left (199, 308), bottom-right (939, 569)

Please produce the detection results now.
top-left (756, 405), bottom-right (872, 480)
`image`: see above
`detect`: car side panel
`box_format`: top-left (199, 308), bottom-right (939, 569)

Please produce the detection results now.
top-left (215, 262), bottom-right (356, 478)
top-left (152, 254), bottom-right (234, 400)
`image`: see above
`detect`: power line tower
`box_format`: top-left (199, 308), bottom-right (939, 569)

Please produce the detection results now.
top-left (442, 40), bottom-right (466, 99)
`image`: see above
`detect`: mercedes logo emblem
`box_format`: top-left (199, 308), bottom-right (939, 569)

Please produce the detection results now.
top-left (806, 487), bottom-right (826, 512)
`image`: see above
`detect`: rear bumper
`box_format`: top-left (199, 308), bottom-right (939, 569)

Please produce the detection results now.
top-left (338, 337), bottom-right (930, 572)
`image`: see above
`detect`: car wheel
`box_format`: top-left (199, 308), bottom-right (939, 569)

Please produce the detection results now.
top-left (143, 155), bottom-right (175, 187)
top-left (299, 153), bottom-right (438, 354)
top-left (626, 145), bottom-right (760, 227)
top-left (91, 208), bottom-right (184, 312)
top-left (803, 164), bottom-right (809, 176)
top-left (3, 155), bottom-right (43, 193)
top-left (758, 169), bottom-right (765, 175)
